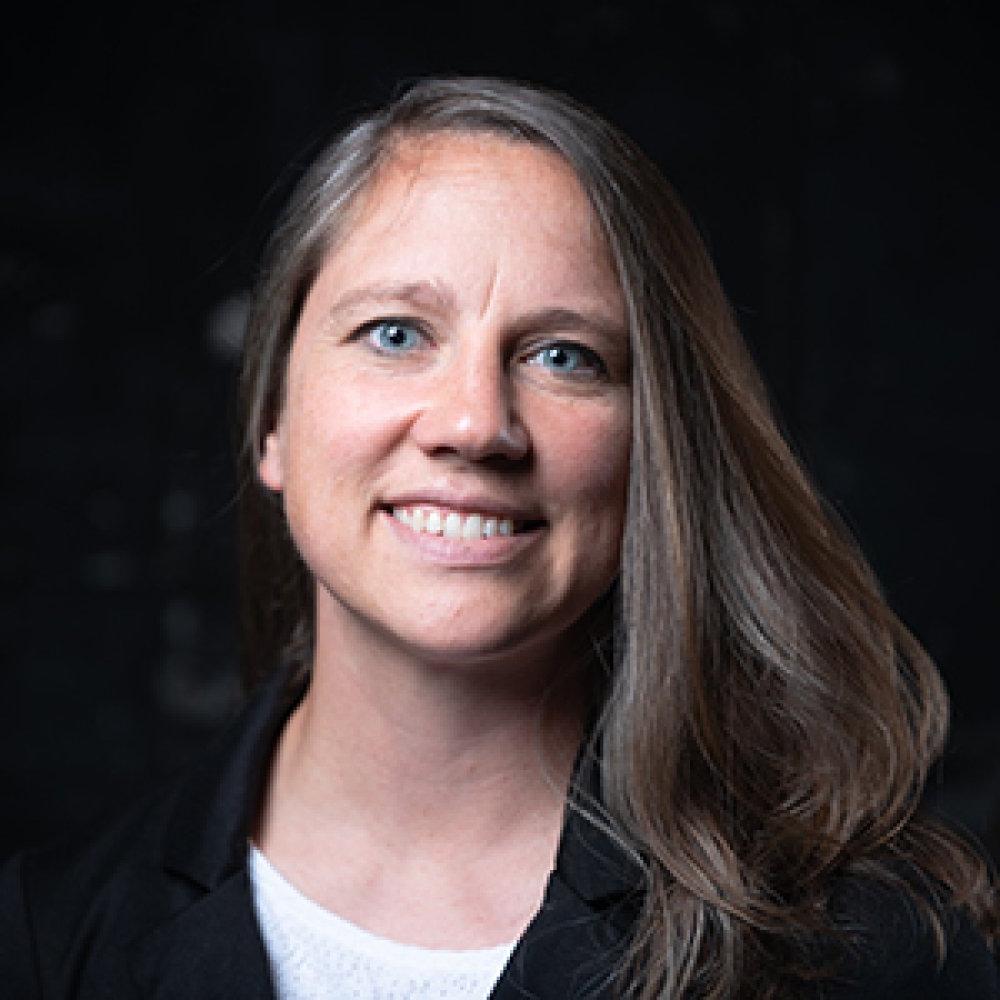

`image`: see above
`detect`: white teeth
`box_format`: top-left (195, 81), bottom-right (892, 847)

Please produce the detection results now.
top-left (390, 506), bottom-right (518, 540)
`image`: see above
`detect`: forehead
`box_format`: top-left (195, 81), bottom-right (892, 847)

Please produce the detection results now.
top-left (365, 130), bottom-right (594, 210)
top-left (316, 131), bottom-right (621, 308)
top-left (366, 131), bottom-right (594, 213)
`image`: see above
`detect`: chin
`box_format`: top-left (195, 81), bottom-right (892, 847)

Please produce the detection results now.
top-left (394, 628), bottom-right (542, 668)
top-left (383, 611), bottom-right (590, 677)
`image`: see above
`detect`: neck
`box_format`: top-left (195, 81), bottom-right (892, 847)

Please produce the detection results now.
top-left (256, 593), bottom-right (592, 862)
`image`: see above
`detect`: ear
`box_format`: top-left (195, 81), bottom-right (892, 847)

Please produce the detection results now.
top-left (258, 429), bottom-right (285, 492)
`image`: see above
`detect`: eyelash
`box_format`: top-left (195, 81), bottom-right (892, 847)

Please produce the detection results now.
top-left (355, 317), bottom-right (609, 381)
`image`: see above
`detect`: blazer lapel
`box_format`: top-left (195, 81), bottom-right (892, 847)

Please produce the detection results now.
top-left (137, 670), bottom-right (644, 1000)
top-left (123, 669), bottom-right (299, 999)
top-left (491, 749), bottom-right (645, 999)
top-left (491, 871), bottom-right (635, 1000)
top-left (127, 871), bottom-right (275, 1000)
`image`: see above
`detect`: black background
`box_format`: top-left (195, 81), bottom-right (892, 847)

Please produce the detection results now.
top-left (2, 1), bottom-right (998, 860)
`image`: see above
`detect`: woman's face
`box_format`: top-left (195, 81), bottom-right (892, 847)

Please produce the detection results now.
top-left (260, 133), bottom-right (630, 671)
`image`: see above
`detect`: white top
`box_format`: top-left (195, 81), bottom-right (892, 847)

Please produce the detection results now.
top-left (248, 846), bottom-right (517, 1000)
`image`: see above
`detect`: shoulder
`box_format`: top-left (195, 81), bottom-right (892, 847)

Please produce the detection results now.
top-left (0, 772), bottom-right (196, 998)
top-left (804, 872), bottom-right (1000, 1000)
top-left (0, 667), bottom-right (298, 998)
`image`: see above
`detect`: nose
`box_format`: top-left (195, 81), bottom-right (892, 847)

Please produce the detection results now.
top-left (410, 349), bottom-right (529, 463)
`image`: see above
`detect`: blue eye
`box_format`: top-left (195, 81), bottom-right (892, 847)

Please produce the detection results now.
top-left (367, 319), bottom-right (422, 353)
top-left (531, 342), bottom-right (605, 378)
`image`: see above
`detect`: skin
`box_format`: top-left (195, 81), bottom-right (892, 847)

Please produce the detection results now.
top-left (255, 133), bottom-right (631, 948)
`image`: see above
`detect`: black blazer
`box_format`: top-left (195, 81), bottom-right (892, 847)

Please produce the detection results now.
top-left (2, 667), bottom-right (997, 999)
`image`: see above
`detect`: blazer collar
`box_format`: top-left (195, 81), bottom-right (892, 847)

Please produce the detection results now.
top-left (155, 666), bottom-right (645, 998)
top-left (161, 666), bottom-right (643, 902)
top-left (161, 665), bottom-right (301, 889)
top-left (488, 750), bottom-right (645, 998)
top-left (129, 869), bottom-right (276, 1000)
top-left (558, 746), bottom-right (644, 904)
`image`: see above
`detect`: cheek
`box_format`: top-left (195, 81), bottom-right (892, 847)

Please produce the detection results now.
top-left (282, 375), bottom-right (406, 479)
top-left (539, 403), bottom-right (631, 523)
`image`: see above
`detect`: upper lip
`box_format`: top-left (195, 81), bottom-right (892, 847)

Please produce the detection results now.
top-left (380, 489), bottom-right (545, 522)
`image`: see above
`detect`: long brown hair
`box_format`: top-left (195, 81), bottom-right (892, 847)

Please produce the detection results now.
top-left (238, 77), bottom-right (998, 997)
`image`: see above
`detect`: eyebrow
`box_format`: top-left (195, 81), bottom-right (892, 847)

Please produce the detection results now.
top-left (324, 280), bottom-right (457, 321)
top-left (507, 307), bottom-right (627, 347)
top-left (324, 280), bottom-right (626, 345)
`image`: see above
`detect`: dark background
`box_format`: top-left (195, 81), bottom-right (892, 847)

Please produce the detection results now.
top-left (2, 2), bottom-right (997, 861)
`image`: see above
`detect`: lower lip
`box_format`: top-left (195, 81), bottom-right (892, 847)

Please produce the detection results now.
top-left (380, 510), bottom-right (544, 566)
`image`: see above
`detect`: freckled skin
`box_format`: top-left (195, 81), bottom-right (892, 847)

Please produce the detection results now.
top-left (259, 134), bottom-right (630, 677)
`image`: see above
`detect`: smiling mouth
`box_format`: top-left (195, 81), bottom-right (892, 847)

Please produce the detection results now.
top-left (384, 504), bottom-right (545, 540)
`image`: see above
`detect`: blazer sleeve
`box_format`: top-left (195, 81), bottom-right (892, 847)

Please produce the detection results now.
top-left (0, 851), bottom-right (43, 999)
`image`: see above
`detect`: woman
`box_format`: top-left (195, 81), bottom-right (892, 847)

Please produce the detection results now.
top-left (3, 78), bottom-right (997, 999)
